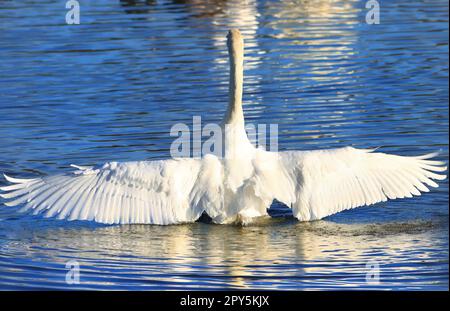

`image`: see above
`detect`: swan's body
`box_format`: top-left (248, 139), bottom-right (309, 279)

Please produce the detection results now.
top-left (0, 29), bottom-right (447, 225)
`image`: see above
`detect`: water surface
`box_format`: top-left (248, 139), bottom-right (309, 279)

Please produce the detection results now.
top-left (0, 0), bottom-right (448, 290)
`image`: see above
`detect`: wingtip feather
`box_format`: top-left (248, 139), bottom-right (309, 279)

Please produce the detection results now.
top-left (415, 151), bottom-right (441, 160)
top-left (3, 174), bottom-right (35, 184)
top-left (3, 200), bottom-right (18, 207)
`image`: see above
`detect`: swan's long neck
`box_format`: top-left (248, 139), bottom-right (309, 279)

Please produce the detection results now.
top-left (222, 29), bottom-right (253, 161)
top-left (224, 29), bottom-right (245, 126)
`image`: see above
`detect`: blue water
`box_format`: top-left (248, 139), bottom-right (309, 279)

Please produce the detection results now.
top-left (0, 0), bottom-right (448, 290)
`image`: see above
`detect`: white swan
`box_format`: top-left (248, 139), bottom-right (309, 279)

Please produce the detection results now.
top-left (0, 29), bottom-right (447, 225)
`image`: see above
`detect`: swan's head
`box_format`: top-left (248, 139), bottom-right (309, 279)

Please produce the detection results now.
top-left (227, 29), bottom-right (244, 57)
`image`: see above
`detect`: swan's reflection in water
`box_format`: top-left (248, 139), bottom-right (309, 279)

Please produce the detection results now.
top-left (1, 217), bottom-right (445, 289)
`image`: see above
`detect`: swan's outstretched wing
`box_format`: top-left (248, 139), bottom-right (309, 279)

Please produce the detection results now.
top-left (272, 147), bottom-right (447, 221)
top-left (0, 156), bottom-right (223, 225)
